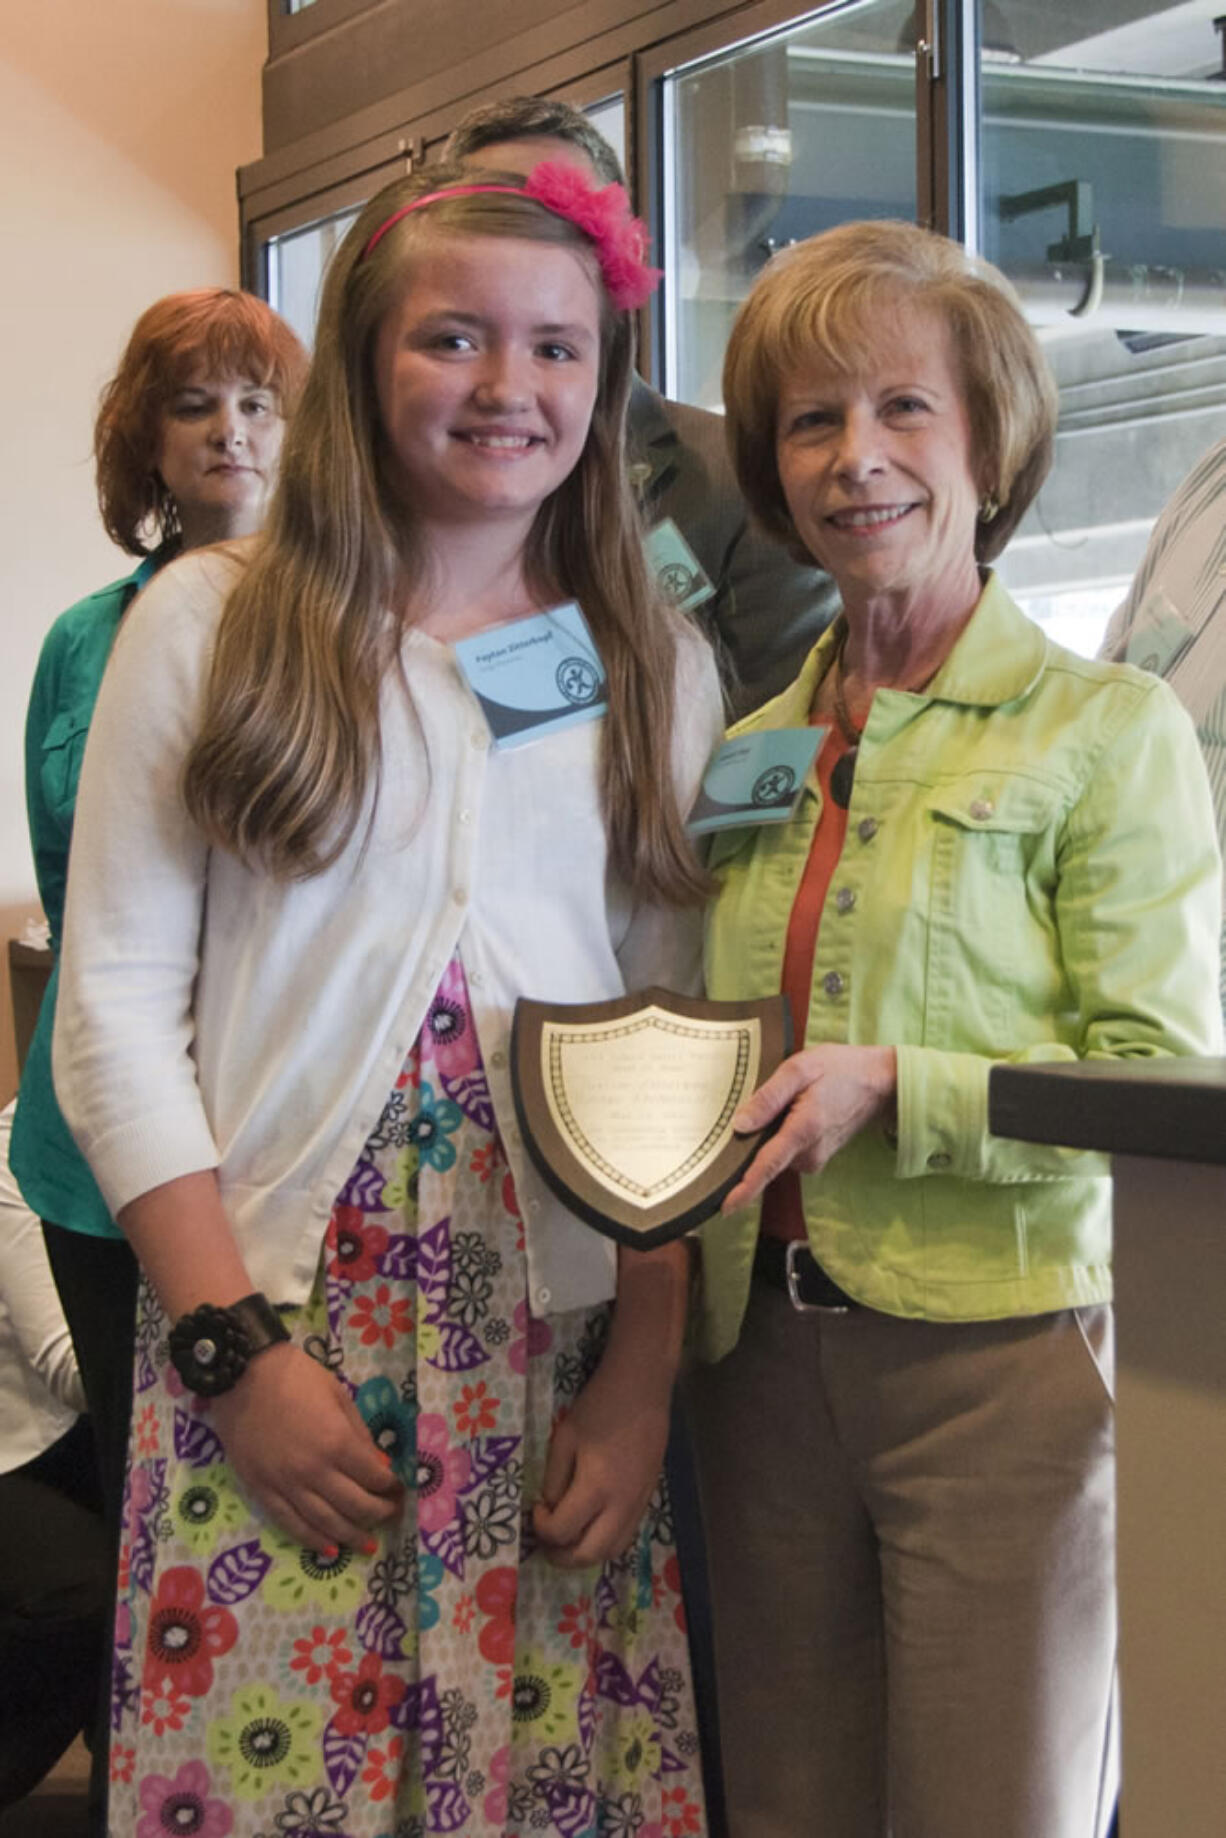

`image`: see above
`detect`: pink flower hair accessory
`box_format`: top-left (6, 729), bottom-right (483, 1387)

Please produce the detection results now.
top-left (521, 161), bottom-right (663, 309)
top-left (361, 160), bottom-right (662, 311)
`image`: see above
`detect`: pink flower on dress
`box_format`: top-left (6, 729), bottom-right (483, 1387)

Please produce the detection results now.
top-left (509, 1298), bottom-right (553, 1375)
top-left (414, 1412), bottom-right (471, 1532)
top-left (136, 1760), bottom-right (232, 1838)
top-left (424, 972), bottom-right (480, 1080)
top-left (483, 1743), bottom-right (512, 1824)
top-left (129, 1467), bottom-right (156, 1515)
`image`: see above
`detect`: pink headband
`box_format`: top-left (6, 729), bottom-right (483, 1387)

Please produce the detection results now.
top-left (361, 160), bottom-right (663, 311)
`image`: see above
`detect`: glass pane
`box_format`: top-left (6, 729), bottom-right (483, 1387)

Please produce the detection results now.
top-left (981, 2), bottom-right (1226, 654)
top-left (266, 208), bottom-right (361, 349)
top-left (585, 93), bottom-right (626, 178)
top-left (662, 1), bottom-right (917, 411)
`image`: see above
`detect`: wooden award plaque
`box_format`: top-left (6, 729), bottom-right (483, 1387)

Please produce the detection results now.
top-left (511, 987), bottom-right (791, 1249)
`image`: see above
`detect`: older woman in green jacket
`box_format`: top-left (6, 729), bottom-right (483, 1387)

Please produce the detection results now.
top-left (689, 220), bottom-right (1221, 1838)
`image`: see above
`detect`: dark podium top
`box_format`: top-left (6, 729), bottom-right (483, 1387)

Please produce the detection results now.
top-left (988, 1057), bottom-right (1226, 1168)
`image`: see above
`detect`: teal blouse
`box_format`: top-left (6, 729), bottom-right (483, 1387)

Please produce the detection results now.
top-left (12, 555), bottom-right (161, 1235)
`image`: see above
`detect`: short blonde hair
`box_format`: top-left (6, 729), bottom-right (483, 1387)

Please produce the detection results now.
top-left (722, 219), bottom-right (1058, 564)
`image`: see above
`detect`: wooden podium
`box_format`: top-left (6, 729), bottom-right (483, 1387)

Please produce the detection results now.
top-left (990, 1058), bottom-right (1226, 1838)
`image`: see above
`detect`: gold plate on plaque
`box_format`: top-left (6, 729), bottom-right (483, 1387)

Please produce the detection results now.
top-left (511, 987), bottom-right (791, 1248)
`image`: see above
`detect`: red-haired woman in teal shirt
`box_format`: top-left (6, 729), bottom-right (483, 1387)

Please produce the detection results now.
top-left (11, 289), bottom-right (304, 1827)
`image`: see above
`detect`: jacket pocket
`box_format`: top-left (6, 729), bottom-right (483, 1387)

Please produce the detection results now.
top-left (921, 774), bottom-right (1066, 1049)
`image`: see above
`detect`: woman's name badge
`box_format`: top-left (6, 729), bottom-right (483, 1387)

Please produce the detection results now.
top-left (688, 729), bottom-right (823, 834)
top-left (1123, 589), bottom-right (1195, 679)
top-left (453, 603), bottom-right (607, 748)
top-left (645, 518), bottom-right (715, 611)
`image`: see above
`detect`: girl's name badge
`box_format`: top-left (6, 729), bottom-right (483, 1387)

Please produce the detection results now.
top-left (645, 518), bottom-right (715, 612)
top-left (688, 729), bottom-right (824, 834)
top-left (454, 602), bottom-right (607, 748)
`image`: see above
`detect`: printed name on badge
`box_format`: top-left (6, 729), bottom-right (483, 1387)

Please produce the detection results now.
top-left (688, 728), bottom-right (824, 834)
top-left (453, 603), bottom-right (607, 748)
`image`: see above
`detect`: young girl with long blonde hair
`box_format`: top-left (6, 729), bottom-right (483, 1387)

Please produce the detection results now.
top-left (55, 161), bottom-right (720, 1838)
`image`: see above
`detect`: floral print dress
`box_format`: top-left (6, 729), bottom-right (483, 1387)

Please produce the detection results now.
top-left (109, 957), bottom-right (705, 1838)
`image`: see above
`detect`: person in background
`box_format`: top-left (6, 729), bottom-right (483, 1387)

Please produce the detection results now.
top-left (54, 160), bottom-right (721, 1836)
top-left (10, 288), bottom-right (307, 1831)
top-left (446, 94), bottom-right (839, 713)
top-left (0, 1099), bottom-right (107, 1811)
top-left (1099, 432), bottom-right (1226, 1014)
top-left (689, 219), bottom-right (1221, 1838)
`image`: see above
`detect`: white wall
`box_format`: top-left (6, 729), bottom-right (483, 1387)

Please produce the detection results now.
top-left (0, 0), bottom-right (267, 1101)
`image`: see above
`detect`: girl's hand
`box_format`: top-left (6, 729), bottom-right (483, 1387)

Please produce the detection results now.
top-left (532, 1350), bottom-right (672, 1570)
top-left (209, 1342), bottom-right (403, 1553)
top-left (533, 1237), bottom-right (689, 1570)
top-left (722, 1043), bottom-right (897, 1211)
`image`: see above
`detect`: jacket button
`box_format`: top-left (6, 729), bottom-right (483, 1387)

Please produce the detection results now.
top-left (857, 817), bottom-right (878, 843)
top-left (823, 970), bottom-right (845, 998)
top-left (927, 1150), bottom-right (952, 1170)
top-left (835, 886), bottom-right (856, 914)
top-left (969, 797), bottom-right (995, 821)
top-left (490, 1050), bottom-right (506, 1070)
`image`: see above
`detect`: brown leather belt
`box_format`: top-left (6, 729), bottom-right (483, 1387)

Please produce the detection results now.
top-left (753, 1236), bottom-right (861, 1313)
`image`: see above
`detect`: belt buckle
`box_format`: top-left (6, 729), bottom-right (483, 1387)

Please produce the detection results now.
top-left (784, 1239), bottom-right (851, 1315)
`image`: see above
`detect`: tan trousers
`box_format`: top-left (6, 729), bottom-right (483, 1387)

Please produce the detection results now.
top-left (685, 1284), bottom-right (1118, 1838)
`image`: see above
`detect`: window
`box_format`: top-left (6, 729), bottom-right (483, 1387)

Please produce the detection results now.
top-left (659, 1), bottom-right (917, 411)
top-left (981, 1), bottom-right (1226, 651)
top-left (267, 209), bottom-right (361, 349)
top-left (244, 2), bottom-right (1226, 654)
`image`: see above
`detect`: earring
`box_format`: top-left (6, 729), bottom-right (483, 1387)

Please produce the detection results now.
top-left (979, 492), bottom-right (1001, 523)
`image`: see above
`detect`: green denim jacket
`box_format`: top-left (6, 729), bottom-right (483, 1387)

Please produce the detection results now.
top-left (12, 556), bottom-right (159, 1236)
top-left (700, 575), bottom-right (1222, 1357)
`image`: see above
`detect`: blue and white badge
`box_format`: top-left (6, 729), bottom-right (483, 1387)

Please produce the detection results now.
top-left (453, 602), bottom-right (607, 748)
top-left (688, 728), bottom-right (824, 834)
top-left (1123, 589), bottom-right (1194, 679)
top-left (645, 518), bottom-right (715, 612)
